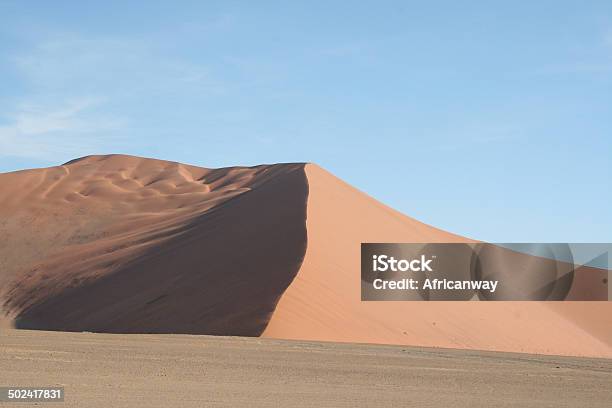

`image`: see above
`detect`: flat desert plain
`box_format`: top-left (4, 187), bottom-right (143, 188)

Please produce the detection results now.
top-left (1, 329), bottom-right (611, 408)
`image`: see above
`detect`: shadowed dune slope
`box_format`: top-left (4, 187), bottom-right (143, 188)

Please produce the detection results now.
top-left (1, 155), bottom-right (308, 335)
top-left (262, 164), bottom-right (612, 358)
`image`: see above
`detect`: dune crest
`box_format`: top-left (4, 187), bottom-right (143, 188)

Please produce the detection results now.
top-left (1, 155), bottom-right (611, 357)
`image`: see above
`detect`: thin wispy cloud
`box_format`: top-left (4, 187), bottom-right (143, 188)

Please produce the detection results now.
top-left (11, 35), bottom-right (218, 95)
top-left (0, 99), bottom-right (124, 159)
top-left (2, 29), bottom-right (227, 161)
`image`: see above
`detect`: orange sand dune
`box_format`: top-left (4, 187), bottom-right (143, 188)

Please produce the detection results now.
top-left (1, 155), bottom-right (610, 357)
top-left (263, 165), bottom-right (612, 357)
top-left (0, 155), bottom-right (308, 334)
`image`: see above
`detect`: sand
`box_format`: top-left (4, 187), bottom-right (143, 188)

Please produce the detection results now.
top-left (1, 329), bottom-right (611, 408)
top-left (263, 164), bottom-right (612, 357)
top-left (1, 155), bottom-right (308, 335)
top-left (1, 155), bottom-right (611, 358)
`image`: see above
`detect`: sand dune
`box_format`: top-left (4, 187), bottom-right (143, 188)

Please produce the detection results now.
top-left (263, 165), bottom-right (612, 357)
top-left (1, 155), bottom-right (308, 334)
top-left (1, 155), bottom-right (610, 357)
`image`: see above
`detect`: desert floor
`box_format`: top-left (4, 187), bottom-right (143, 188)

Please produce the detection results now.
top-left (1, 329), bottom-right (611, 407)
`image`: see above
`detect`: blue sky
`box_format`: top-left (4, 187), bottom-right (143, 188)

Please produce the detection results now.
top-left (0, 1), bottom-right (611, 242)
